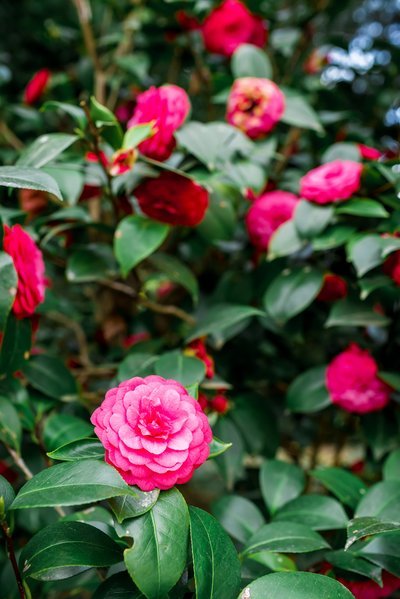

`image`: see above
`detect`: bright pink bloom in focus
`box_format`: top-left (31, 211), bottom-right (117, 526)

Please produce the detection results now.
top-left (91, 375), bottom-right (212, 491)
top-left (359, 144), bottom-right (382, 161)
top-left (317, 274), bottom-right (348, 302)
top-left (23, 69), bottom-right (51, 105)
top-left (326, 343), bottom-right (391, 414)
top-left (338, 572), bottom-right (400, 599)
top-left (202, 0), bottom-right (267, 57)
top-left (246, 190), bottom-right (298, 251)
top-left (3, 225), bottom-right (46, 319)
top-left (300, 160), bottom-right (363, 205)
top-left (128, 85), bottom-right (190, 161)
top-left (227, 78), bottom-right (285, 139)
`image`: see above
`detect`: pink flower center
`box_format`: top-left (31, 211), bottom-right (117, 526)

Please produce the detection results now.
top-left (137, 405), bottom-right (171, 439)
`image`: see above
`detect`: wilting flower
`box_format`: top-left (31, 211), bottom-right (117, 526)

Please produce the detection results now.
top-left (185, 338), bottom-right (215, 379)
top-left (338, 572), bottom-right (400, 599)
top-left (246, 190), bottom-right (299, 251)
top-left (317, 274), bottom-right (348, 302)
top-left (127, 85), bottom-right (190, 161)
top-left (227, 77), bottom-right (285, 139)
top-left (109, 148), bottom-right (138, 176)
top-left (3, 225), bottom-right (46, 319)
top-left (202, 0), bottom-right (267, 57)
top-left (134, 171), bottom-right (209, 227)
top-left (358, 144), bottom-right (382, 161)
top-left (326, 343), bottom-right (391, 414)
top-left (91, 375), bottom-right (212, 491)
top-left (300, 160), bottom-right (363, 204)
top-left (23, 69), bottom-right (51, 105)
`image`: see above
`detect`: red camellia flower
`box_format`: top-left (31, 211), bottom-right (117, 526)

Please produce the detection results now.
top-left (383, 250), bottom-right (400, 285)
top-left (185, 338), bottom-right (215, 379)
top-left (91, 375), bottom-right (212, 491)
top-left (127, 85), bottom-right (190, 161)
top-left (246, 190), bottom-right (299, 251)
top-left (210, 393), bottom-right (229, 414)
top-left (202, 0), bottom-right (267, 57)
top-left (176, 10), bottom-right (200, 32)
top-left (317, 274), bottom-right (348, 302)
top-left (326, 343), bottom-right (391, 414)
top-left (338, 572), bottom-right (400, 599)
top-left (23, 69), bottom-right (51, 105)
top-left (358, 144), bottom-right (382, 161)
top-left (227, 77), bottom-right (285, 139)
top-left (3, 225), bottom-right (46, 319)
top-left (134, 172), bottom-right (209, 227)
top-left (300, 160), bottom-right (363, 204)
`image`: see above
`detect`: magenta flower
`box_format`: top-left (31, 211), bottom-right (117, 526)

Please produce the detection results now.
top-left (246, 190), bottom-right (299, 251)
top-left (300, 160), bottom-right (363, 204)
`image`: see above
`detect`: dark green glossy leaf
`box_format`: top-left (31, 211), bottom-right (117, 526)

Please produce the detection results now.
top-left (109, 488), bottom-right (160, 523)
top-left (383, 449), bottom-right (400, 480)
top-left (155, 350), bottom-right (205, 386)
top-left (0, 396), bottom-right (21, 452)
top-left (355, 481), bottom-right (400, 522)
top-left (22, 355), bottom-right (77, 399)
top-left (243, 522), bottom-right (330, 556)
top-left (42, 101), bottom-right (87, 129)
top-left (273, 495), bottom-right (348, 530)
top-left (16, 133), bottom-right (78, 168)
top-left (0, 474), bottom-right (15, 515)
top-left (0, 252), bottom-right (17, 331)
top-left (313, 225), bottom-right (356, 251)
top-left (326, 549), bottom-right (382, 584)
top-left (66, 244), bottom-right (117, 282)
top-left (212, 495), bottom-right (265, 544)
top-left (260, 459), bottom-right (305, 515)
top-left (294, 201), bottom-right (333, 239)
top-left (311, 467), bottom-right (367, 509)
top-left (117, 352), bottom-right (157, 382)
top-left (47, 438), bottom-right (104, 461)
top-left (347, 234), bottom-right (383, 277)
top-left (335, 199), bottom-right (388, 218)
top-left (190, 506), bottom-right (241, 599)
top-left (0, 166), bottom-right (62, 201)
top-left (346, 517), bottom-right (400, 550)
top-left (90, 96), bottom-right (123, 149)
top-left (209, 436), bottom-right (232, 458)
top-left (186, 304), bottom-right (264, 345)
top-left (287, 366), bottom-right (330, 413)
top-left (269, 221), bottom-right (305, 258)
top-left (246, 552), bottom-right (297, 572)
top-left (238, 572), bottom-right (355, 599)
top-left (149, 253), bottom-right (199, 303)
top-left (282, 95), bottom-right (324, 132)
top-left (93, 572), bottom-right (145, 599)
top-left (325, 298), bottom-right (390, 328)
top-left (43, 413), bottom-right (93, 451)
top-left (213, 417), bottom-right (245, 490)
top-left (357, 531), bottom-right (400, 577)
top-left (0, 315), bottom-right (31, 374)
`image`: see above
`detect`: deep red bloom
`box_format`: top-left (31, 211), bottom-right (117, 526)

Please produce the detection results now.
top-left (317, 274), bottom-right (348, 302)
top-left (185, 338), bottom-right (215, 379)
top-left (383, 250), bottom-right (400, 285)
top-left (210, 394), bottom-right (229, 414)
top-left (3, 225), bottom-right (46, 319)
top-left (23, 69), bottom-right (51, 105)
top-left (202, 0), bottom-right (267, 57)
top-left (176, 10), bottom-right (200, 31)
top-left (134, 172), bottom-right (209, 227)
top-left (338, 572), bottom-right (400, 599)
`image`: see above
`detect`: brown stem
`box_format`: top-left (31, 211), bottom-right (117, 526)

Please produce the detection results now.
top-left (274, 127), bottom-right (301, 179)
top-left (0, 122), bottom-right (24, 151)
top-left (1, 521), bottom-right (26, 599)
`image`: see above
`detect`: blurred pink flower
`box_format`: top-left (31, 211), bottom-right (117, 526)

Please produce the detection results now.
top-left (91, 375), bottom-right (212, 491)
top-left (246, 190), bottom-right (298, 250)
top-left (202, 0), bottom-right (267, 57)
top-left (300, 160), bottom-right (363, 204)
top-left (358, 143), bottom-right (382, 161)
top-left (128, 85), bottom-right (190, 161)
top-left (326, 343), bottom-right (391, 414)
top-left (227, 77), bottom-right (285, 139)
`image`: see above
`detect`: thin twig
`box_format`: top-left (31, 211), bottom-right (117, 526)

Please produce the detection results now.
top-left (1, 521), bottom-right (26, 599)
top-left (0, 122), bottom-right (24, 150)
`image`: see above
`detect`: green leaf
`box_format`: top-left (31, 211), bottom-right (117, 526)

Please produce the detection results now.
top-left (327, 549), bottom-right (382, 584)
top-left (359, 276), bottom-right (392, 300)
top-left (20, 521), bottom-right (122, 581)
top-left (109, 488), bottom-right (160, 523)
top-left (43, 414), bottom-right (94, 451)
top-left (42, 101), bottom-right (87, 129)
top-left (247, 552), bottom-right (297, 572)
top-left (335, 198), bottom-right (388, 218)
top-left (0, 252), bottom-right (17, 330)
top-left (313, 225), bottom-right (356, 251)
top-left (238, 572), bottom-right (355, 599)
top-left (282, 94), bottom-right (324, 133)
top-left (149, 253), bottom-right (199, 303)
top-left (274, 495), bottom-right (348, 531)
top-left (347, 234), bottom-right (383, 277)
top-left (357, 531), bottom-right (400, 577)
top-left (197, 186), bottom-right (237, 242)
top-left (379, 371), bottom-right (400, 391)
top-left (0, 166), bottom-right (63, 201)
top-left (11, 460), bottom-right (138, 509)
top-left (0, 396), bottom-right (21, 452)
top-left (42, 164), bottom-right (84, 206)
top-left (212, 495), bottom-right (265, 544)
top-left (209, 436), bottom-right (233, 458)
top-left (268, 221), bottom-right (305, 258)
top-left (22, 355), bottom-right (77, 400)
top-left (260, 460), bottom-right (305, 516)
top-left (117, 352), bottom-right (158, 382)
top-left (243, 522), bottom-right (330, 556)
top-left (231, 44), bottom-right (273, 78)
top-left (362, 412), bottom-right (398, 461)
top-left (0, 474), bottom-right (15, 515)
top-left (190, 506), bottom-right (242, 599)
top-left (123, 123), bottom-right (154, 149)
top-left (322, 142), bottom-right (361, 163)
top-left (16, 133), bottom-right (78, 168)
top-left (187, 304), bottom-right (263, 346)
top-left (264, 267), bottom-right (323, 324)
top-left (213, 417), bottom-right (245, 490)
top-left (346, 517), bottom-right (400, 550)
top-left (114, 215), bottom-right (170, 277)
top-left (325, 297), bottom-right (390, 328)
top-left (0, 315), bottom-right (31, 374)
top-left (47, 438), bottom-right (104, 461)
top-left (383, 449), bottom-right (400, 480)
top-left (311, 467), bottom-right (368, 509)
top-left (287, 366), bottom-right (330, 413)
top-left (93, 572), bottom-right (145, 599)
top-left (124, 488), bottom-right (189, 599)
top-left (294, 201), bottom-right (333, 239)
top-left (355, 481), bottom-right (400, 522)
top-left (90, 96), bottom-right (123, 149)
top-left (66, 244), bottom-right (117, 282)
top-left (155, 350), bottom-right (205, 386)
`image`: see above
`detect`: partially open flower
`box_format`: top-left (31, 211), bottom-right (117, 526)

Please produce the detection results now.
top-left (23, 68), bottom-right (51, 105)
top-left (358, 144), bottom-right (382, 161)
top-left (91, 375), bottom-right (212, 491)
top-left (227, 77), bottom-right (285, 139)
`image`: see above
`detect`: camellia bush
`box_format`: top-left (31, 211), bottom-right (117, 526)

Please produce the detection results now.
top-left (1, 0), bottom-right (400, 597)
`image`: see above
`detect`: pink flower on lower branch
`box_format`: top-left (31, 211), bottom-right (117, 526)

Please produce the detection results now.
top-left (91, 375), bottom-right (212, 491)
top-left (326, 343), bottom-right (391, 414)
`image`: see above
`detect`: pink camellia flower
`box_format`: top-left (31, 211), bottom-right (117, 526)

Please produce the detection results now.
top-left (202, 0), bottom-right (267, 57)
top-left (91, 375), bottom-right (212, 491)
top-left (3, 225), bottom-right (46, 319)
top-left (127, 85), bottom-right (190, 161)
top-left (358, 144), bottom-right (382, 161)
top-left (227, 78), bottom-right (285, 139)
top-left (23, 69), bottom-right (51, 105)
top-left (326, 343), bottom-right (391, 414)
top-left (246, 190), bottom-right (298, 251)
top-left (317, 274), bottom-right (348, 302)
top-left (338, 572), bottom-right (400, 599)
top-left (300, 160), bottom-right (363, 205)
